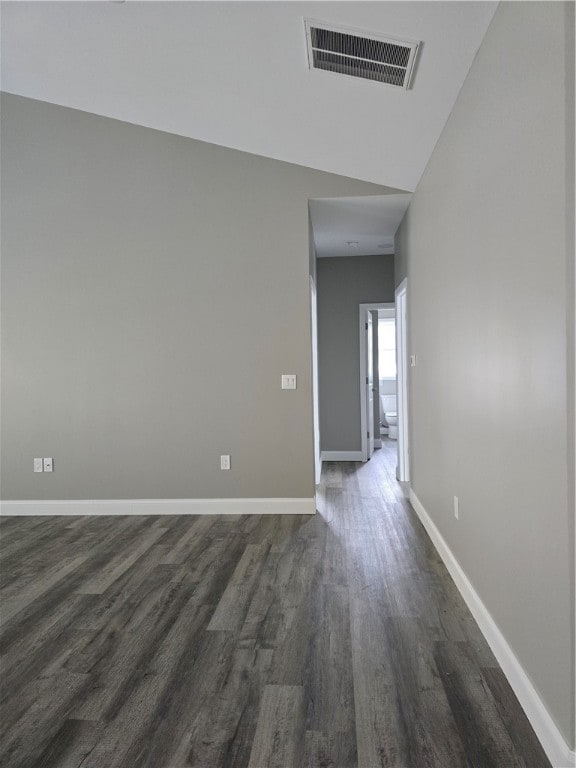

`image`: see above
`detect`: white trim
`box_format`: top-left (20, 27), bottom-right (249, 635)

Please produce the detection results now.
top-left (359, 302), bottom-right (395, 463)
top-left (395, 278), bottom-right (410, 482)
top-left (409, 488), bottom-right (575, 768)
top-left (310, 275), bottom-right (322, 486)
top-left (374, 439), bottom-right (382, 449)
top-left (320, 451), bottom-right (363, 462)
top-left (0, 497), bottom-right (317, 516)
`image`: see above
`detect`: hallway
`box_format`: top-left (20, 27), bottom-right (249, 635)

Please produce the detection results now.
top-left (0, 443), bottom-right (550, 767)
top-left (317, 442), bottom-right (551, 767)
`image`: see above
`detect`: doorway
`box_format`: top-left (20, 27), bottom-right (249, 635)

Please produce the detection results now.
top-left (359, 302), bottom-right (395, 462)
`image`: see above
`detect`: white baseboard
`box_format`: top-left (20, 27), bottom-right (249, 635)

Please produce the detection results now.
top-left (0, 497), bottom-right (317, 516)
top-left (409, 489), bottom-right (575, 768)
top-left (321, 451), bottom-right (363, 461)
top-left (374, 439), bottom-right (382, 448)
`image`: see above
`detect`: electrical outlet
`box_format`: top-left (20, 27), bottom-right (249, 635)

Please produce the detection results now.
top-left (220, 455), bottom-right (231, 470)
top-left (454, 495), bottom-right (459, 520)
top-left (281, 374), bottom-right (297, 390)
top-left (43, 458), bottom-right (53, 473)
top-left (410, 355), bottom-right (417, 367)
top-left (34, 458), bottom-right (43, 473)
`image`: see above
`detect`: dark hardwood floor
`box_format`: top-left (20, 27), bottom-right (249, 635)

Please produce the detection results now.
top-left (0, 441), bottom-right (551, 767)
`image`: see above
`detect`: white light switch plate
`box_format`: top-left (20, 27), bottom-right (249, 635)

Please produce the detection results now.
top-left (220, 455), bottom-right (231, 470)
top-left (34, 458), bottom-right (43, 473)
top-left (43, 457), bottom-right (53, 472)
top-left (281, 374), bottom-right (297, 390)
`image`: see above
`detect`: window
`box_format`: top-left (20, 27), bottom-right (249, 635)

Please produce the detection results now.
top-left (378, 318), bottom-right (396, 379)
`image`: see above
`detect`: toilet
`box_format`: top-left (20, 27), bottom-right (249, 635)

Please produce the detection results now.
top-left (380, 394), bottom-right (398, 440)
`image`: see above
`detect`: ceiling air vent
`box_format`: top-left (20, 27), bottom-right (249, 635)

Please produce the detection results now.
top-left (304, 20), bottom-right (420, 89)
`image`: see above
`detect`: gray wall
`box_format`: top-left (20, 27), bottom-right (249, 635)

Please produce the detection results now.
top-left (0, 94), bottom-right (389, 500)
top-left (395, 2), bottom-right (574, 747)
top-left (317, 255), bottom-right (395, 452)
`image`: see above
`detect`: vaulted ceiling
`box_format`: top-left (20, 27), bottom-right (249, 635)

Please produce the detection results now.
top-left (1, 1), bottom-right (497, 192)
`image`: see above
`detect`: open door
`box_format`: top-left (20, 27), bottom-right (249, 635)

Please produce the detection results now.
top-left (360, 303), bottom-right (393, 462)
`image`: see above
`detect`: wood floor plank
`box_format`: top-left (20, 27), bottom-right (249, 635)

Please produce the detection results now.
top-left (69, 541), bottom-right (173, 634)
top-left (0, 663), bottom-right (86, 737)
top-left (207, 541), bottom-right (271, 632)
top-left (0, 516), bottom-right (73, 580)
top-left (247, 684), bottom-right (306, 768)
top-left (0, 518), bottom-right (153, 647)
top-left (62, 560), bottom-right (180, 678)
top-left (0, 593), bottom-right (99, 705)
top-left (481, 666), bottom-right (552, 768)
top-left (31, 718), bottom-right (104, 768)
top-left (1, 517), bottom-right (117, 588)
top-left (1, 555), bottom-right (87, 622)
top-left (303, 730), bottom-right (331, 768)
top-left (0, 671), bottom-right (91, 768)
top-left (77, 524), bottom-right (168, 594)
top-left (70, 672), bottom-right (169, 768)
top-left (323, 462), bottom-right (344, 489)
top-left (434, 640), bottom-right (528, 768)
top-left (266, 526), bottom-right (323, 687)
top-left (378, 616), bottom-right (469, 768)
top-left (206, 646), bottom-right (274, 768)
top-left (0, 515), bottom-right (46, 546)
top-left (0, 521), bottom-right (157, 669)
top-left (305, 585), bottom-right (356, 767)
top-left (238, 519), bottom-right (306, 650)
top-left (73, 567), bottom-right (199, 721)
top-left (69, 617), bottom-right (223, 768)
top-left (122, 628), bottom-right (236, 768)
top-left (158, 515), bottom-right (215, 564)
top-left (184, 644), bottom-right (260, 768)
top-left (349, 590), bottom-right (408, 768)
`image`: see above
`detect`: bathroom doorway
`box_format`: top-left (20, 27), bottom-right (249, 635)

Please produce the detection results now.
top-left (377, 307), bottom-right (398, 447)
top-left (359, 302), bottom-right (395, 462)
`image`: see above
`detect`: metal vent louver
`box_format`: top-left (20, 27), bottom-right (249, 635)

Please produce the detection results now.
top-left (305, 20), bottom-right (420, 89)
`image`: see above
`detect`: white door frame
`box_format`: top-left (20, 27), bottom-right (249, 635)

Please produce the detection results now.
top-left (310, 276), bottom-right (321, 485)
top-left (366, 310), bottom-right (375, 460)
top-left (359, 302), bottom-right (395, 462)
top-left (395, 278), bottom-right (410, 482)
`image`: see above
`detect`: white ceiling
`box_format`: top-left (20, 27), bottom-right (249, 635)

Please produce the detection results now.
top-left (0, 1), bottom-right (498, 192)
top-left (309, 194), bottom-right (410, 257)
